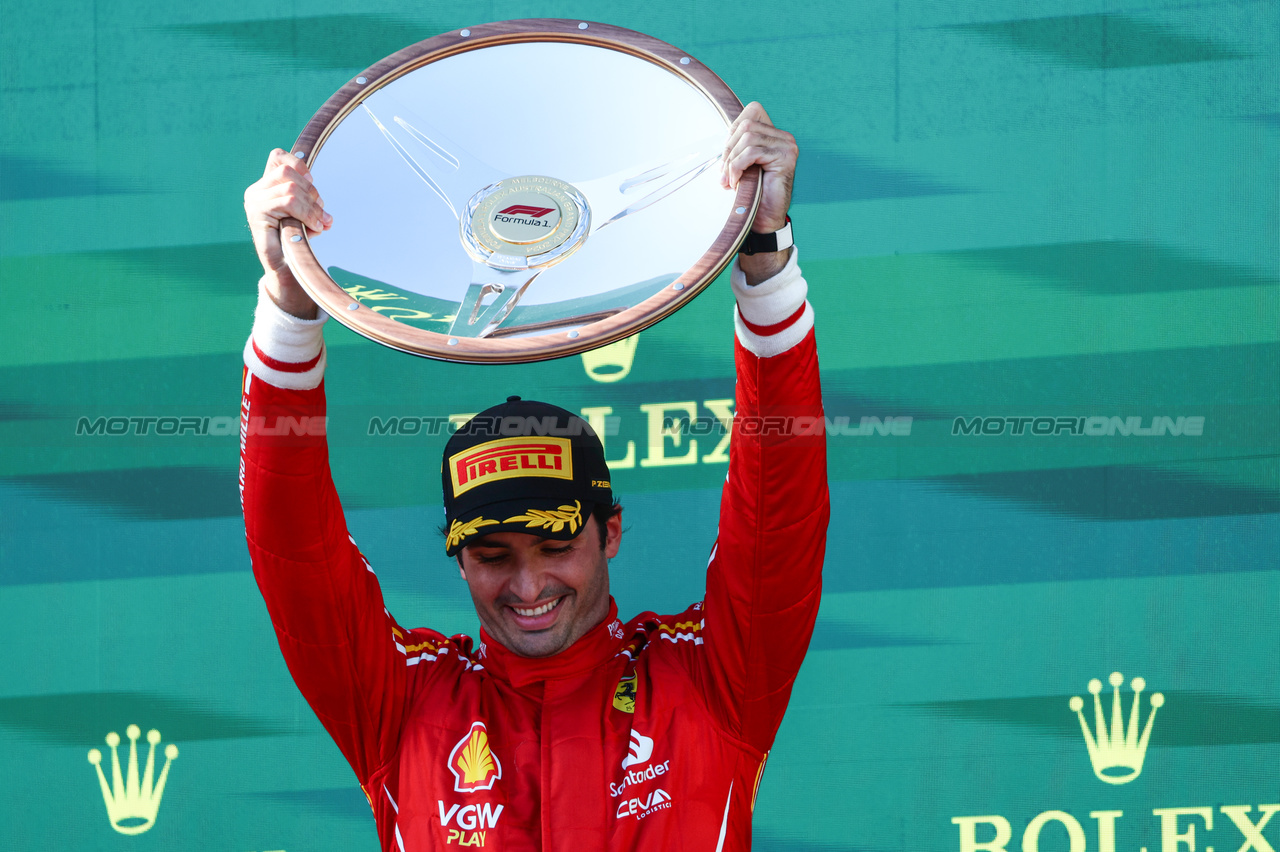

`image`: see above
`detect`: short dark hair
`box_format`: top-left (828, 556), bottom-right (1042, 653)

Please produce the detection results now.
top-left (592, 499), bottom-right (623, 549)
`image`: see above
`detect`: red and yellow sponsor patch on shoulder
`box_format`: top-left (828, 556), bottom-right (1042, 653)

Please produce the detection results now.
top-left (448, 436), bottom-right (573, 497)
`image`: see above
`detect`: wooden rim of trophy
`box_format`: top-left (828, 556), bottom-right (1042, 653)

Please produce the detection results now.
top-left (279, 18), bottom-right (761, 364)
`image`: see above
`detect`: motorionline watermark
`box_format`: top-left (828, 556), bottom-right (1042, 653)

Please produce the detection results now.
top-left (74, 415), bottom-right (327, 437)
top-left (73, 413), bottom-right (1208, 441)
top-left (363, 414), bottom-right (914, 438)
top-left (74, 413), bottom-right (909, 440)
top-left (368, 414), bottom-right (600, 438)
top-left (951, 415), bottom-right (1204, 437)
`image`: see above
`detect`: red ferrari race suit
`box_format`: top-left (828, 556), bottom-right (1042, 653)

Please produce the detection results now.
top-left (239, 249), bottom-right (829, 851)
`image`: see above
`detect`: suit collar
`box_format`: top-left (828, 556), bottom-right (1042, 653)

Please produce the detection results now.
top-left (478, 598), bottom-right (625, 687)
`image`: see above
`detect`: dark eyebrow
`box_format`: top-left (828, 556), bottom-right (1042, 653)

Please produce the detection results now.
top-left (464, 537), bottom-right (510, 550)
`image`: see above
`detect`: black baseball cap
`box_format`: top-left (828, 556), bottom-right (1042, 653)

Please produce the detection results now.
top-left (441, 396), bottom-right (613, 556)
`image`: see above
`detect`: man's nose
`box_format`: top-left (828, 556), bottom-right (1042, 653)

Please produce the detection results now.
top-left (507, 561), bottom-right (546, 602)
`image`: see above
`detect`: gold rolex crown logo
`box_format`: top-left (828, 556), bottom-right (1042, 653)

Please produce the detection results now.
top-left (1068, 672), bottom-right (1163, 785)
top-left (87, 724), bottom-right (178, 835)
top-left (581, 335), bottom-right (640, 383)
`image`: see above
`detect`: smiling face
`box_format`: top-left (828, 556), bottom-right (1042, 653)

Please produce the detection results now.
top-left (458, 511), bottom-right (622, 658)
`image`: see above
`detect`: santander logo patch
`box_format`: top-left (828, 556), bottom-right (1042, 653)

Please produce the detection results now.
top-left (610, 728), bottom-right (671, 799)
top-left (622, 729), bottom-right (653, 770)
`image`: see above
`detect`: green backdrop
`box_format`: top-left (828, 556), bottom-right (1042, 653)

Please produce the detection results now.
top-left (2, 1), bottom-right (1276, 850)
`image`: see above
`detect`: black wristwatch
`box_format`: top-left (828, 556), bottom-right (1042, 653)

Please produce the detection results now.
top-left (737, 216), bottom-right (793, 255)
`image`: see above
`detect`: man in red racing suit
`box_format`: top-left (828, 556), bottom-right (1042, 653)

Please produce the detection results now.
top-left (240, 103), bottom-right (828, 851)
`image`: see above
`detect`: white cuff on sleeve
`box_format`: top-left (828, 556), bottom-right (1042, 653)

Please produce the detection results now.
top-left (730, 246), bottom-right (806, 326)
top-left (243, 276), bottom-right (329, 390)
top-left (734, 302), bottom-right (815, 358)
top-left (730, 247), bottom-right (814, 357)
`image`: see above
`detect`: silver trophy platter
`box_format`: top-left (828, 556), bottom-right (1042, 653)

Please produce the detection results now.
top-left (280, 19), bottom-right (761, 363)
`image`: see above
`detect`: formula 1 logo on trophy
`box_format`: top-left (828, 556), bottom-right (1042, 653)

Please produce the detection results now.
top-left (278, 19), bottom-right (761, 364)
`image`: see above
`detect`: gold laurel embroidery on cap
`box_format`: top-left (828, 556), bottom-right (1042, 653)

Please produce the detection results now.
top-left (447, 516), bottom-right (499, 550)
top-left (503, 500), bottom-right (582, 534)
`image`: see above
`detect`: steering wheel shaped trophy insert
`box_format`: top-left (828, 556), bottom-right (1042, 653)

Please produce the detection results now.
top-left (279, 19), bottom-right (761, 363)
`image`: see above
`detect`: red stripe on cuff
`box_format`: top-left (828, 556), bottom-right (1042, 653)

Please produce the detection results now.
top-left (737, 302), bottom-right (807, 336)
top-left (252, 339), bottom-right (322, 373)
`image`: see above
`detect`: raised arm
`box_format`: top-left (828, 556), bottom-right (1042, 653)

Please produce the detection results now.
top-left (244, 148), bottom-right (331, 319)
top-left (240, 151), bottom-right (425, 786)
top-left (697, 105), bottom-right (830, 751)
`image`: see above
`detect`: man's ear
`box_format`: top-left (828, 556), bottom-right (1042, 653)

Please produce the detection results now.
top-left (604, 508), bottom-right (623, 559)
top-left (456, 555), bottom-right (466, 581)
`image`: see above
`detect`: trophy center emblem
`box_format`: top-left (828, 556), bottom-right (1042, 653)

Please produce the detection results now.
top-left (463, 175), bottom-right (588, 266)
top-left (487, 193), bottom-right (562, 245)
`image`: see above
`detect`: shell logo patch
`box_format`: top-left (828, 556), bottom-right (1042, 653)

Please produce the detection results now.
top-left (449, 436), bottom-right (572, 497)
top-left (448, 722), bottom-right (502, 793)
